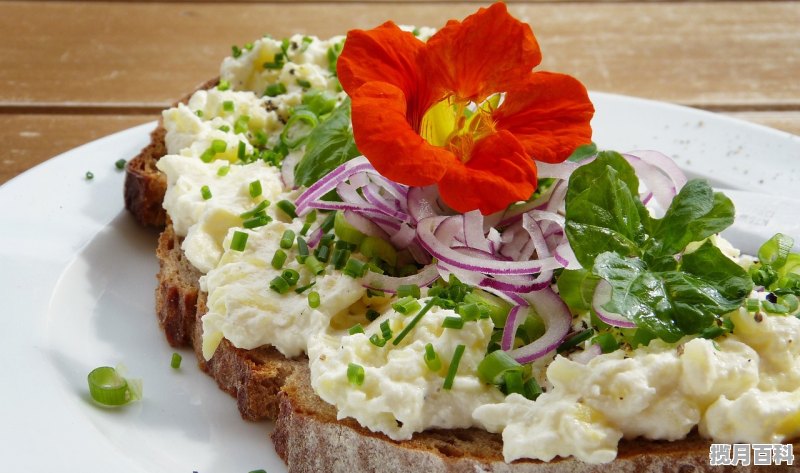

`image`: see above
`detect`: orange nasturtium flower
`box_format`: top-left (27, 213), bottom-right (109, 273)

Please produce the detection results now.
top-left (337, 3), bottom-right (595, 215)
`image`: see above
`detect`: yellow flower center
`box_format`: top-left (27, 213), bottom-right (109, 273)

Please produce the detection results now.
top-left (420, 94), bottom-right (500, 163)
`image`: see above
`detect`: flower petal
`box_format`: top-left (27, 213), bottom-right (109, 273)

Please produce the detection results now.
top-left (351, 81), bottom-right (453, 187)
top-left (423, 3), bottom-right (541, 102)
top-left (494, 71), bottom-right (595, 163)
top-left (337, 21), bottom-right (437, 122)
top-left (437, 131), bottom-right (537, 215)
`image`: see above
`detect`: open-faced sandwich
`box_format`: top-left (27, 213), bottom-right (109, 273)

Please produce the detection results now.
top-left (124, 3), bottom-right (800, 471)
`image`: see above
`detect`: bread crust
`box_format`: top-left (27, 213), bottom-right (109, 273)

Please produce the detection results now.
top-left (123, 77), bottom-right (219, 228)
top-left (135, 79), bottom-right (800, 473)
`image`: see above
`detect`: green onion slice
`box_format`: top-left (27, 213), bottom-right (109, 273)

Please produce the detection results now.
top-left (171, 353), bottom-right (182, 369)
top-left (477, 350), bottom-right (522, 385)
top-left (87, 366), bottom-right (137, 406)
top-left (423, 343), bottom-right (441, 371)
top-left (347, 363), bottom-right (365, 386)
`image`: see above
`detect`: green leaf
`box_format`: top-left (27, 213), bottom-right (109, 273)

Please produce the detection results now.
top-left (293, 99), bottom-right (360, 187)
top-left (593, 241), bottom-right (752, 342)
top-left (567, 142), bottom-right (598, 162)
top-left (644, 180), bottom-right (735, 259)
top-left (565, 151), bottom-right (648, 267)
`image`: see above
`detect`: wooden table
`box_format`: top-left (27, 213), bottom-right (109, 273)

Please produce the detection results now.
top-left (1, 1), bottom-right (798, 186)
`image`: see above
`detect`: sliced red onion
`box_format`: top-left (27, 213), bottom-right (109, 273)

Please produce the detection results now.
top-left (506, 287), bottom-right (572, 363)
top-left (295, 157), bottom-right (373, 213)
top-left (418, 216), bottom-right (561, 276)
top-left (553, 242), bottom-right (580, 269)
top-left (407, 185), bottom-right (446, 222)
top-left (463, 210), bottom-right (492, 253)
top-left (626, 149), bottom-right (687, 189)
top-left (280, 151), bottom-right (302, 189)
top-left (390, 222), bottom-right (416, 249)
top-left (501, 305), bottom-right (526, 351)
top-left (569, 344), bottom-right (602, 364)
top-left (343, 210), bottom-right (389, 240)
top-left (592, 280), bottom-right (637, 328)
top-left (361, 264), bottom-right (440, 293)
top-left (479, 272), bottom-right (552, 293)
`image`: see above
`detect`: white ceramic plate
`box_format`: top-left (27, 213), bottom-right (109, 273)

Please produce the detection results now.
top-left (1, 92), bottom-right (799, 472)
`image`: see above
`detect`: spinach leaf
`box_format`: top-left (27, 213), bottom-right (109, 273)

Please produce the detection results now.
top-left (293, 98), bottom-right (360, 187)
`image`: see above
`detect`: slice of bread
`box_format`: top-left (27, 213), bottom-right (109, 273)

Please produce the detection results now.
top-left (129, 80), bottom-right (798, 473)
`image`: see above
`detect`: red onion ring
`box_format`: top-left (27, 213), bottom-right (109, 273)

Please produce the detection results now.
top-left (506, 287), bottom-right (572, 363)
top-left (591, 280), bottom-right (637, 328)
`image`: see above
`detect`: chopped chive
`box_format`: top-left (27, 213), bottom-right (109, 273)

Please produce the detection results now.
top-left (281, 268), bottom-right (300, 286)
top-left (319, 233), bottom-right (335, 246)
top-left (296, 237), bottom-right (309, 263)
top-left (314, 244), bottom-right (331, 263)
top-left (231, 45), bottom-right (242, 58)
top-left (503, 370), bottom-right (524, 395)
top-left (272, 249), bottom-right (287, 269)
top-left (369, 334), bottom-right (387, 347)
top-left (745, 298), bottom-right (760, 312)
top-left (343, 258), bottom-right (366, 278)
top-left (211, 139), bottom-right (227, 153)
top-left (424, 343), bottom-right (442, 372)
top-left (218, 124), bottom-right (231, 132)
top-left (200, 185), bottom-right (212, 200)
top-left (304, 254), bottom-right (325, 275)
top-left (299, 222), bottom-right (311, 236)
top-left (230, 231), bottom-right (248, 251)
top-left (195, 110), bottom-right (204, 118)
top-left (331, 248), bottom-right (350, 270)
top-left (294, 281), bottom-right (316, 294)
top-left (348, 324), bottom-right (365, 335)
top-left (556, 328), bottom-right (594, 353)
top-left (114, 158), bottom-right (126, 170)
top-left (200, 148), bottom-right (216, 163)
top-left (367, 288), bottom-right (385, 298)
top-left (442, 315), bottom-right (464, 330)
top-left (442, 344), bottom-right (466, 390)
top-left (523, 377), bottom-right (543, 401)
top-left (304, 210), bottom-right (317, 224)
top-left (347, 363), bottom-right (365, 386)
top-left (85, 171), bottom-right (94, 180)
top-left (217, 165), bottom-right (230, 176)
top-left (265, 83), bottom-right (287, 97)
top-left (280, 229), bottom-right (296, 249)
top-left (308, 291), bottom-right (320, 308)
top-left (397, 284), bottom-right (421, 299)
top-left (392, 296), bottom-right (421, 315)
top-left (237, 140), bottom-right (247, 160)
top-left (277, 200), bottom-right (298, 219)
top-left (234, 115), bottom-right (250, 134)
top-left (456, 302), bottom-right (481, 321)
top-left (217, 79), bottom-right (231, 91)
top-left (366, 308), bottom-right (380, 322)
top-left (320, 211), bottom-right (336, 233)
top-left (380, 320), bottom-right (393, 340)
top-left (243, 215), bottom-right (271, 229)
top-left (222, 100), bottom-right (235, 113)
top-left (392, 299), bottom-right (435, 345)
top-left (296, 78), bottom-right (312, 88)
top-left (249, 180), bottom-right (263, 198)
top-left (171, 352), bottom-right (182, 369)
top-left (269, 275), bottom-right (291, 294)
top-left (592, 332), bottom-right (620, 353)
top-left (240, 200), bottom-right (269, 219)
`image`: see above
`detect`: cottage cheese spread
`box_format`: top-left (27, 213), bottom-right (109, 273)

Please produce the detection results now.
top-left (309, 302), bottom-right (505, 440)
top-left (473, 308), bottom-right (800, 463)
top-left (201, 222), bottom-right (367, 358)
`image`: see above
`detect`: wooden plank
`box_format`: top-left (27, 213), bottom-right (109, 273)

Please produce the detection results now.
top-left (0, 1), bottom-right (797, 109)
top-left (1, 111), bottom-right (796, 185)
top-left (0, 114), bottom-right (153, 185)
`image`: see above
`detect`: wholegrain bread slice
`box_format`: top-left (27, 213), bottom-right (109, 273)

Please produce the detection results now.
top-left (132, 80), bottom-right (798, 473)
